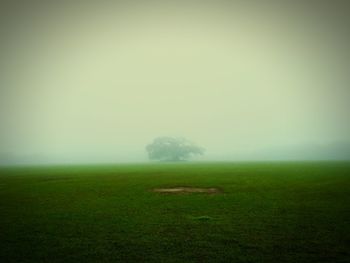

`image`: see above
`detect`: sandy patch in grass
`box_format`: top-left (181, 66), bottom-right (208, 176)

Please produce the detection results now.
top-left (152, 187), bottom-right (221, 194)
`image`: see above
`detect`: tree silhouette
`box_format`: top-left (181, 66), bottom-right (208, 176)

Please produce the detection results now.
top-left (146, 137), bottom-right (204, 161)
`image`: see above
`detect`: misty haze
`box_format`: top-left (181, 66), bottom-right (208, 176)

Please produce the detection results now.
top-left (1, 1), bottom-right (349, 165)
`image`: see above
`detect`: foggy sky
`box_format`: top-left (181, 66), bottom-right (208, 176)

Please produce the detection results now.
top-left (1, 1), bottom-right (350, 164)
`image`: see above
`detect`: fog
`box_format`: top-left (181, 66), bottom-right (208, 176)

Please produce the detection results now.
top-left (1, 1), bottom-right (350, 164)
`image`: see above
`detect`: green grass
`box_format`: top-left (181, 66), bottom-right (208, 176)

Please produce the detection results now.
top-left (0, 162), bottom-right (349, 262)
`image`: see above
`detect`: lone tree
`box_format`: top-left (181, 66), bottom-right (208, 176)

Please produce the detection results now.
top-left (146, 137), bottom-right (205, 161)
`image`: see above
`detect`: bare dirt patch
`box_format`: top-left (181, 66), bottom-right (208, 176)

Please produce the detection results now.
top-left (152, 187), bottom-right (221, 194)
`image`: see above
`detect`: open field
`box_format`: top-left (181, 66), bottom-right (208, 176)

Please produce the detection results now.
top-left (0, 162), bottom-right (349, 262)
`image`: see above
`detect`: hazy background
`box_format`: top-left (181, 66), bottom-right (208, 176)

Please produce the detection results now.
top-left (1, 0), bottom-right (350, 164)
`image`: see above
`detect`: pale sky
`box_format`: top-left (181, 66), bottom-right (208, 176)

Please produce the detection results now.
top-left (1, 1), bottom-right (350, 164)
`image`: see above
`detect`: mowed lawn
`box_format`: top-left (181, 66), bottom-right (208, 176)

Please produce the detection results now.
top-left (0, 162), bottom-right (349, 263)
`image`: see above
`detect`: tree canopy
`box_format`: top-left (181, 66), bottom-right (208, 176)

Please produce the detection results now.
top-left (146, 137), bottom-right (205, 161)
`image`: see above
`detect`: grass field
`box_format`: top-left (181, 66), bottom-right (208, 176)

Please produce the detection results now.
top-left (0, 162), bottom-right (349, 262)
